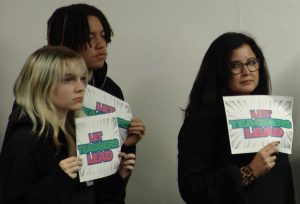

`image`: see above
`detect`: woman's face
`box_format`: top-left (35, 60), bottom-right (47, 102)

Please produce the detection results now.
top-left (50, 66), bottom-right (86, 117)
top-left (228, 44), bottom-right (259, 95)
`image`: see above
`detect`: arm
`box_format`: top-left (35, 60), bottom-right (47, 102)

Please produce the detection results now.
top-left (123, 117), bottom-right (145, 147)
top-left (94, 153), bottom-right (135, 204)
top-left (0, 128), bottom-right (76, 204)
top-left (284, 157), bottom-right (296, 204)
top-left (120, 117), bottom-right (144, 188)
top-left (93, 154), bottom-right (133, 204)
top-left (0, 147), bottom-right (77, 204)
top-left (239, 141), bottom-right (279, 187)
top-left (178, 113), bottom-right (245, 203)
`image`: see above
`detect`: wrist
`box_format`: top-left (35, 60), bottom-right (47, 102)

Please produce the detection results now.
top-left (240, 165), bottom-right (256, 186)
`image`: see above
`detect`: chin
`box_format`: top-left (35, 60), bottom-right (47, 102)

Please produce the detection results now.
top-left (241, 89), bottom-right (255, 95)
top-left (233, 88), bottom-right (255, 95)
top-left (92, 61), bottom-right (105, 69)
top-left (71, 105), bottom-right (83, 111)
top-left (89, 66), bottom-right (105, 70)
top-left (239, 85), bottom-right (257, 94)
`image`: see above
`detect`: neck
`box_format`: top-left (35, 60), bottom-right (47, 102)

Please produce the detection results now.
top-left (56, 110), bottom-right (67, 128)
top-left (88, 70), bottom-right (94, 81)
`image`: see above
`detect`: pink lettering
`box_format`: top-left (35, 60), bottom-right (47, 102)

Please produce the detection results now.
top-left (88, 132), bottom-right (103, 142)
top-left (244, 127), bottom-right (284, 138)
top-left (96, 102), bottom-right (116, 113)
top-left (87, 150), bottom-right (114, 165)
top-left (250, 110), bottom-right (272, 119)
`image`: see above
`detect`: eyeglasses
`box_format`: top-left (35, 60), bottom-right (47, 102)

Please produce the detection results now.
top-left (228, 58), bottom-right (260, 75)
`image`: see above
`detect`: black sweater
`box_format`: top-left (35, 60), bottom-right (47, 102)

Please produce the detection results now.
top-left (178, 109), bottom-right (295, 204)
top-left (0, 108), bottom-right (125, 204)
top-left (0, 64), bottom-right (134, 203)
top-left (91, 64), bottom-right (135, 155)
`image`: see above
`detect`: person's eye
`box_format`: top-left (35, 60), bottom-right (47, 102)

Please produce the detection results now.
top-left (89, 34), bottom-right (95, 41)
top-left (81, 76), bottom-right (87, 82)
top-left (247, 59), bottom-right (257, 66)
top-left (230, 63), bottom-right (241, 69)
top-left (63, 77), bottom-right (74, 83)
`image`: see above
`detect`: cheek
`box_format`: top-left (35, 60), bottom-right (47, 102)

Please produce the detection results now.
top-left (79, 48), bottom-right (91, 59)
top-left (50, 86), bottom-right (69, 102)
top-left (56, 87), bottom-right (70, 98)
top-left (49, 85), bottom-right (56, 101)
top-left (228, 76), bottom-right (239, 91)
top-left (251, 71), bottom-right (260, 91)
top-left (254, 72), bottom-right (259, 86)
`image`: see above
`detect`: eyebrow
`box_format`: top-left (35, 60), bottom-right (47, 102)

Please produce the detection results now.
top-left (63, 73), bottom-right (77, 77)
top-left (230, 57), bottom-right (256, 63)
top-left (89, 30), bottom-right (105, 35)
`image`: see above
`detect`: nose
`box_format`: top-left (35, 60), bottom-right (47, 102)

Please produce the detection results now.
top-left (75, 80), bottom-right (85, 92)
top-left (94, 34), bottom-right (106, 49)
top-left (241, 65), bottom-right (251, 75)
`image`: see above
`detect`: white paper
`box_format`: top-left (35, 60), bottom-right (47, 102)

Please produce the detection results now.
top-left (223, 95), bottom-right (293, 154)
top-left (80, 85), bottom-right (132, 144)
top-left (76, 113), bottom-right (121, 182)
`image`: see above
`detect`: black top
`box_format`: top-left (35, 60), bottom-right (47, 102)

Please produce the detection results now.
top-left (90, 64), bottom-right (135, 155)
top-left (92, 63), bottom-right (124, 100)
top-left (0, 64), bottom-right (134, 203)
top-left (0, 107), bottom-right (125, 204)
top-left (178, 108), bottom-right (295, 204)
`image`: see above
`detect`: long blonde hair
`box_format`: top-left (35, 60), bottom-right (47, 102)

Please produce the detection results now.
top-left (14, 46), bottom-right (88, 145)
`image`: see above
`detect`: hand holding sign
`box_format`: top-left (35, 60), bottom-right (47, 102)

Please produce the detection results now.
top-left (249, 141), bottom-right (279, 177)
top-left (59, 156), bottom-right (83, 179)
top-left (125, 117), bottom-right (145, 146)
top-left (118, 152), bottom-right (136, 179)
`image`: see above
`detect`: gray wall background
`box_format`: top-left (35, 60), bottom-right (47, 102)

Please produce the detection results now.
top-left (0, 0), bottom-right (299, 203)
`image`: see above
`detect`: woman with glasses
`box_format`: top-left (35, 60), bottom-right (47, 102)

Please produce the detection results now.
top-left (178, 32), bottom-right (295, 204)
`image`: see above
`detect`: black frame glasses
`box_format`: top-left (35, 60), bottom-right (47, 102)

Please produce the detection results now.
top-left (228, 58), bottom-right (260, 75)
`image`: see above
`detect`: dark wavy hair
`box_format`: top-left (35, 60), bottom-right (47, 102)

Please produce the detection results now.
top-left (47, 3), bottom-right (113, 51)
top-left (185, 32), bottom-right (271, 118)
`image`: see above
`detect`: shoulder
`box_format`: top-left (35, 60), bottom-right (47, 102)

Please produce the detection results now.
top-left (103, 77), bottom-right (124, 100)
top-left (2, 109), bottom-right (44, 158)
top-left (179, 109), bottom-right (213, 137)
top-left (3, 107), bottom-right (34, 148)
top-left (182, 109), bottom-right (217, 127)
top-left (178, 108), bottom-right (225, 142)
top-left (2, 126), bottom-right (39, 155)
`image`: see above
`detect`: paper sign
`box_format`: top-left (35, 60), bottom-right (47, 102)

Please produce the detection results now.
top-left (80, 85), bottom-right (132, 144)
top-left (76, 113), bottom-right (121, 182)
top-left (223, 95), bottom-right (293, 154)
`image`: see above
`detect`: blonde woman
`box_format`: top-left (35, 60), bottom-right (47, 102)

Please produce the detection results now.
top-left (0, 46), bottom-right (135, 204)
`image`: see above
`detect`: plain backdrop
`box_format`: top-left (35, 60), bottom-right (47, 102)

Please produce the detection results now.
top-left (0, 0), bottom-right (299, 203)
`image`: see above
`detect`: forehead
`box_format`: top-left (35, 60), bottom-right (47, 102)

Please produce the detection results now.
top-left (63, 58), bottom-right (86, 75)
top-left (87, 15), bottom-right (104, 32)
top-left (230, 44), bottom-right (256, 61)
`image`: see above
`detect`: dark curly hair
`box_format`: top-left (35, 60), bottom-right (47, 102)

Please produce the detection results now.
top-left (47, 3), bottom-right (113, 51)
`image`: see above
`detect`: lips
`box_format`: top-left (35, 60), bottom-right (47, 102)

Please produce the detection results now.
top-left (95, 53), bottom-right (106, 58)
top-left (240, 80), bottom-right (253, 84)
top-left (73, 97), bottom-right (84, 102)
